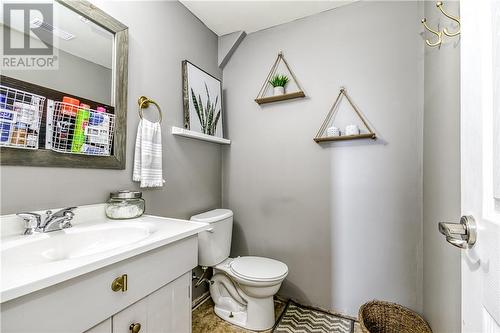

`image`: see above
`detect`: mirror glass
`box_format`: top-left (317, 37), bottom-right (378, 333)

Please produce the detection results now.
top-left (2, 1), bottom-right (114, 105)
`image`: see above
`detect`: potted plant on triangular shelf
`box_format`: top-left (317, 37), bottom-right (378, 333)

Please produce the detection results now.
top-left (269, 74), bottom-right (289, 96)
top-left (254, 51), bottom-right (306, 105)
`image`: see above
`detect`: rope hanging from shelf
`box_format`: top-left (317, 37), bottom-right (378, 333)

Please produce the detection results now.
top-left (314, 87), bottom-right (376, 143)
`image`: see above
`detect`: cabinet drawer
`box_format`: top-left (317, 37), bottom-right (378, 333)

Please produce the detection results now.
top-left (1, 236), bottom-right (197, 333)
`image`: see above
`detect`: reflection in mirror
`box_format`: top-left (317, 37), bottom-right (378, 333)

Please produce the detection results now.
top-left (2, 1), bottom-right (114, 105)
top-left (0, 0), bottom-right (128, 169)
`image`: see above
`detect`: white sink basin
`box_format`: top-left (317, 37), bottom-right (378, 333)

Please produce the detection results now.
top-left (0, 211), bottom-right (209, 302)
top-left (2, 222), bottom-right (153, 265)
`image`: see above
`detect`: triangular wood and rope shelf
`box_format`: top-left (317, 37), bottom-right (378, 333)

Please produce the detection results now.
top-left (255, 91), bottom-right (305, 105)
top-left (314, 87), bottom-right (377, 143)
top-left (255, 51), bottom-right (306, 105)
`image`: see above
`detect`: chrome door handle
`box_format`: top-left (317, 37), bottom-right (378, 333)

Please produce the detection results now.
top-left (445, 236), bottom-right (468, 249)
top-left (438, 215), bottom-right (477, 249)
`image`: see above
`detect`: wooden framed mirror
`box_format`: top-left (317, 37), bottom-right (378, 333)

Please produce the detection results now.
top-left (0, 0), bottom-right (128, 169)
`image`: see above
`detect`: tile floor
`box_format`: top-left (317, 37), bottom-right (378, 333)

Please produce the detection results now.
top-left (192, 297), bottom-right (286, 333)
top-left (192, 297), bottom-right (362, 333)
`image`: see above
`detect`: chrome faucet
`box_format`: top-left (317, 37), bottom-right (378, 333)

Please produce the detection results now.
top-left (16, 207), bottom-right (77, 235)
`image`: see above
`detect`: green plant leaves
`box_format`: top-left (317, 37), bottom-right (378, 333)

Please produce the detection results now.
top-left (190, 83), bottom-right (221, 135)
top-left (269, 74), bottom-right (290, 87)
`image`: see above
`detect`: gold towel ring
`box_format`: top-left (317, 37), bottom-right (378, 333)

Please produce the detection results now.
top-left (138, 96), bottom-right (162, 123)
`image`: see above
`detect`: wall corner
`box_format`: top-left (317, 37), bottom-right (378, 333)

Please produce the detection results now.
top-left (218, 31), bottom-right (246, 69)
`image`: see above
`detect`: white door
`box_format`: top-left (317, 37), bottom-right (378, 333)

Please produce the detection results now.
top-left (460, 0), bottom-right (500, 332)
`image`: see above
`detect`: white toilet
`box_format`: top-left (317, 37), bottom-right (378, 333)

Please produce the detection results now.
top-left (191, 209), bottom-right (288, 331)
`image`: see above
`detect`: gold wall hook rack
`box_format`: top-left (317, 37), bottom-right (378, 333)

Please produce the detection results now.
top-left (421, 18), bottom-right (443, 47)
top-left (421, 1), bottom-right (460, 48)
top-left (436, 1), bottom-right (461, 37)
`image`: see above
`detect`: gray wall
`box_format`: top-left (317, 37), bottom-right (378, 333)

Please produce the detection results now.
top-left (1, 1), bottom-right (222, 221)
top-left (222, 1), bottom-right (424, 317)
top-left (422, 1), bottom-right (461, 332)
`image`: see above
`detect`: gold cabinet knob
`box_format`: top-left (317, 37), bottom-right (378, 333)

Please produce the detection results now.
top-left (129, 323), bottom-right (141, 333)
top-left (111, 274), bottom-right (128, 292)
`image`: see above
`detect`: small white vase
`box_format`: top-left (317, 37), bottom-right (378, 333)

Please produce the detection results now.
top-left (345, 124), bottom-right (360, 136)
top-left (273, 86), bottom-right (285, 96)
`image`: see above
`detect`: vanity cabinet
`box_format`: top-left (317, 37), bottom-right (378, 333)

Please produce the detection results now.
top-left (86, 273), bottom-right (191, 333)
top-left (2, 236), bottom-right (197, 333)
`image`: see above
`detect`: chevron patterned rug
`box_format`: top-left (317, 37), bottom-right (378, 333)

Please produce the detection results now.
top-left (273, 301), bottom-right (355, 333)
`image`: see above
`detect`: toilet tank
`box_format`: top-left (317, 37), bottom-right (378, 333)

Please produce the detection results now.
top-left (191, 209), bottom-right (233, 267)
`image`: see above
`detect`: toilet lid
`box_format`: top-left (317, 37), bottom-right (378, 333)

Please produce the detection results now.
top-left (230, 256), bottom-right (288, 282)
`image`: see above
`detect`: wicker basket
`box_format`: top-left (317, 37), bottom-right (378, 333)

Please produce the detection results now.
top-left (359, 300), bottom-right (432, 333)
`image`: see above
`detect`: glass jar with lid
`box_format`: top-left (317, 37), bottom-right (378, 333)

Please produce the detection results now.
top-left (105, 190), bottom-right (145, 219)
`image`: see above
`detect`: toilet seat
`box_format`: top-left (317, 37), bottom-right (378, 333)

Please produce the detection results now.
top-left (230, 256), bottom-right (288, 282)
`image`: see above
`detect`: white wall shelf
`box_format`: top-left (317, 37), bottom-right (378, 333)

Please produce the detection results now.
top-left (171, 126), bottom-right (231, 145)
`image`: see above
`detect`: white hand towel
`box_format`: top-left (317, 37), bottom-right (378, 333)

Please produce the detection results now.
top-left (133, 119), bottom-right (165, 188)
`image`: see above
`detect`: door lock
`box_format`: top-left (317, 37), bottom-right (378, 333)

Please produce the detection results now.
top-left (438, 215), bottom-right (477, 249)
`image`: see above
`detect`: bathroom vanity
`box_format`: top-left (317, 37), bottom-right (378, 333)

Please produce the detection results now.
top-left (0, 205), bottom-right (208, 333)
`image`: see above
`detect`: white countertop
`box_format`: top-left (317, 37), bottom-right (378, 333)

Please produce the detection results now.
top-left (1, 207), bottom-right (208, 303)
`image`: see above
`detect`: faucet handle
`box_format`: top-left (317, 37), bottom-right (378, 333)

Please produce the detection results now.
top-left (63, 210), bottom-right (75, 221)
top-left (59, 210), bottom-right (75, 230)
top-left (61, 209), bottom-right (75, 221)
top-left (16, 212), bottom-right (41, 224)
top-left (16, 213), bottom-right (41, 235)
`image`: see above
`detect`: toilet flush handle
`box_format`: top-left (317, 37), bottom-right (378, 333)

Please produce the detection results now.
top-left (206, 228), bottom-right (214, 233)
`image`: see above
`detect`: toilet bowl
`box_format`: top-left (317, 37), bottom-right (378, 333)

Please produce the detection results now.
top-left (210, 257), bottom-right (288, 330)
top-left (191, 210), bottom-right (288, 331)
